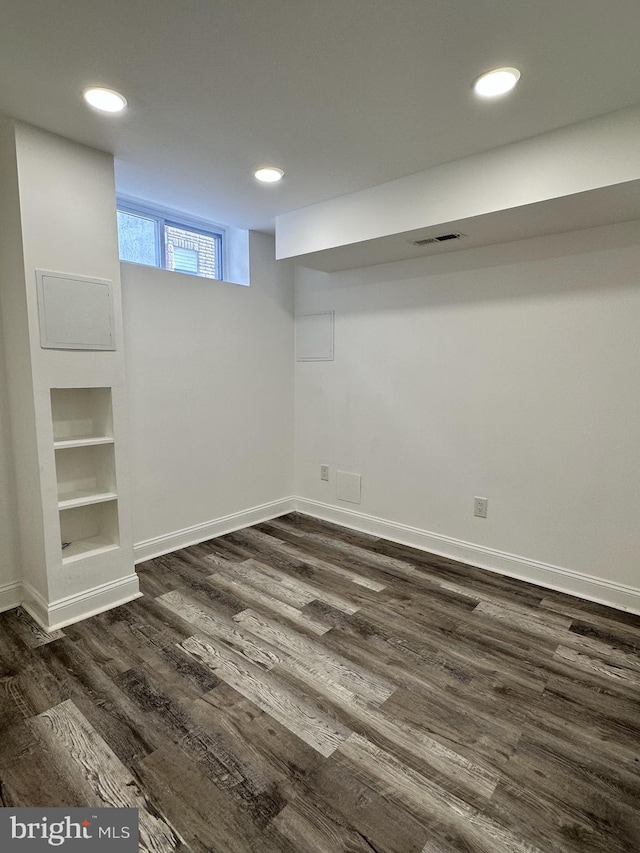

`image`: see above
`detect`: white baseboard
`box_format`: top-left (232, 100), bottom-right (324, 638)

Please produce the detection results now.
top-left (133, 497), bottom-right (297, 563)
top-left (22, 574), bottom-right (142, 632)
top-left (7, 494), bottom-right (638, 631)
top-left (3, 498), bottom-right (295, 632)
top-left (0, 580), bottom-right (22, 614)
top-left (295, 498), bottom-right (640, 616)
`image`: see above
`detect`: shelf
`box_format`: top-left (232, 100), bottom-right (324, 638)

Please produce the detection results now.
top-left (58, 490), bottom-right (118, 510)
top-left (55, 442), bottom-right (117, 508)
top-left (53, 388), bottom-right (120, 565)
top-left (59, 500), bottom-right (120, 562)
top-left (62, 536), bottom-right (119, 564)
top-left (54, 436), bottom-right (114, 449)
top-left (51, 387), bottom-right (113, 442)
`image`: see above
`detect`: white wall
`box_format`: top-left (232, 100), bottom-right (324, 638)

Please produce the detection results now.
top-left (0, 314), bottom-right (21, 599)
top-left (295, 221), bottom-right (640, 612)
top-left (122, 232), bottom-right (295, 558)
top-left (0, 120), bottom-right (40, 605)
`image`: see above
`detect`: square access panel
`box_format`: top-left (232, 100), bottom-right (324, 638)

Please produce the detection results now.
top-left (296, 311), bottom-right (334, 361)
top-left (336, 470), bottom-right (361, 504)
top-left (36, 269), bottom-right (115, 350)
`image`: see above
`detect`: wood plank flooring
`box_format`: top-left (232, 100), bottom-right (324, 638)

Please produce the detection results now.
top-left (1, 512), bottom-right (639, 852)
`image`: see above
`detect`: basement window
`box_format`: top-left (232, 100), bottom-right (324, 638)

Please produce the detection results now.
top-left (117, 200), bottom-right (224, 280)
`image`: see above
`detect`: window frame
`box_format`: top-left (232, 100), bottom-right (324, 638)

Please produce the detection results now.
top-left (116, 198), bottom-right (226, 280)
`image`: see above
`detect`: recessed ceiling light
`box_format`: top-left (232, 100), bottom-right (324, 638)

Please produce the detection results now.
top-left (473, 67), bottom-right (521, 98)
top-left (253, 167), bottom-right (284, 183)
top-left (83, 87), bottom-right (128, 113)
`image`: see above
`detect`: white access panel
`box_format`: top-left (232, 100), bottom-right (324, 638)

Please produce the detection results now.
top-left (336, 470), bottom-right (361, 504)
top-left (296, 311), bottom-right (334, 361)
top-left (36, 270), bottom-right (115, 350)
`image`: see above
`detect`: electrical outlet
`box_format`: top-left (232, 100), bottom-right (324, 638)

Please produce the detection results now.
top-left (474, 497), bottom-right (488, 518)
top-left (320, 464), bottom-right (329, 481)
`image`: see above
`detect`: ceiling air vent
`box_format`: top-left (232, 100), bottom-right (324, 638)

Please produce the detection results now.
top-left (411, 232), bottom-right (465, 246)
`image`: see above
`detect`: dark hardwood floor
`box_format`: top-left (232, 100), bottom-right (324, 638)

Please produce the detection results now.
top-left (1, 512), bottom-right (639, 852)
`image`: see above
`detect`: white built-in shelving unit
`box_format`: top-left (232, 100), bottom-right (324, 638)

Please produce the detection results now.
top-left (0, 121), bottom-right (138, 630)
top-left (52, 387), bottom-right (120, 564)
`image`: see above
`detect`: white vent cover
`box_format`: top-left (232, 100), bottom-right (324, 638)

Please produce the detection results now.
top-left (411, 232), bottom-right (465, 247)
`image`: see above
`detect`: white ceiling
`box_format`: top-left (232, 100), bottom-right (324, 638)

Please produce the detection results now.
top-left (1, 0), bottom-right (639, 233)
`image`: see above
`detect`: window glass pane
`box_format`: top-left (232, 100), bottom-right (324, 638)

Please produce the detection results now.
top-left (165, 223), bottom-right (220, 279)
top-left (117, 211), bottom-right (158, 266)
